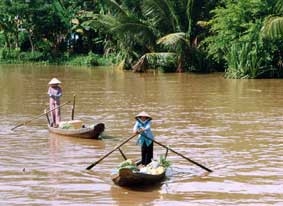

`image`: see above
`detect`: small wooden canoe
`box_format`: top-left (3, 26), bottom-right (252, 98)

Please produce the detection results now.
top-left (48, 122), bottom-right (105, 139)
top-left (112, 167), bottom-right (166, 187)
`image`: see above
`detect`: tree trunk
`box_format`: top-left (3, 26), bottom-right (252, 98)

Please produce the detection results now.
top-left (176, 56), bottom-right (185, 72)
top-left (28, 29), bottom-right (35, 52)
top-left (132, 55), bottom-right (148, 72)
top-left (4, 32), bottom-right (10, 49)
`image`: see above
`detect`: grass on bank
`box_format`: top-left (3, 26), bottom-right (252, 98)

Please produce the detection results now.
top-left (0, 48), bottom-right (117, 67)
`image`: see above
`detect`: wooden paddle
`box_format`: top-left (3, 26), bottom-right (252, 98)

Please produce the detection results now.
top-left (118, 148), bottom-right (127, 160)
top-left (86, 133), bottom-right (138, 170)
top-left (11, 100), bottom-right (71, 131)
top-left (144, 135), bottom-right (213, 173)
top-left (45, 109), bottom-right (51, 126)
top-left (71, 95), bottom-right (76, 120)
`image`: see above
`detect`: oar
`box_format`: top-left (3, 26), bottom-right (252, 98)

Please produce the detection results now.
top-left (86, 133), bottom-right (138, 170)
top-left (44, 109), bottom-right (51, 126)
top-left (118, 148), bottom-right (127, 160)
top-left (144, 135), bottom-right (213, 173)
top-left (71, 94), bottom-right (76, 120)
top-left (11, 100), bottom-right (71, 131)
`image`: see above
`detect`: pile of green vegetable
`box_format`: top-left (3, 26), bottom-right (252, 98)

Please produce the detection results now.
top-left (158, 155), bottom-right (171, 168)
top-left (117, 159), bottom-right (138, 171)
top-left (117, 156), bottom-right (171, 175)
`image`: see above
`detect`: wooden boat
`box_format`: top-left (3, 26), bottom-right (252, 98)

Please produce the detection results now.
top-left (112, 166), bottom-right (166, 187)
top-left (48, 122), bottom-right (105, 139)
top-left (45, 96), bottom-right (105, 139)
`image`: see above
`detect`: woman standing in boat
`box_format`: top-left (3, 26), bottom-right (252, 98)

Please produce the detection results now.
top-left (133, 111), bottom-right (154, 166)
top-left (47, 78), bottom-right (62, 127)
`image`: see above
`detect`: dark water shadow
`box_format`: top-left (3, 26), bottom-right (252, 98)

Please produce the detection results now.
top-left (110, 180), bottom-right (167, 205)
top-left (48, 133), bottom-right (106, 148)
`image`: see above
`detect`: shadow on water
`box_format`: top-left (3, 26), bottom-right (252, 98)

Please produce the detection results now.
top-left (48, 133), bottom-right (106, 149)
top-left (112, 180), bottom-right (165, 191)
top-left (110, 182), bottom-right (165, 205)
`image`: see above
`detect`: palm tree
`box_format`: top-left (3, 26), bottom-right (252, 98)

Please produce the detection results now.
top-left (261, 0), bottom-right (283, 75)
top-left (81, 0), bottom-right (157, 68)
top-left (140, 0), bottom-right (218, 72)
top-left (261, 1), bottom-right (283, 38)
top-left (82, 0), bottom-right (216, 72)
top-left (155, 32), bottom-right (190, 72)
top-left (140, 0), bottom-right (194, 72)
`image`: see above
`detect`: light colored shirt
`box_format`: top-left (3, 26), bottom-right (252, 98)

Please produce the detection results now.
top-left (48, 86), bottom-right (62, 102)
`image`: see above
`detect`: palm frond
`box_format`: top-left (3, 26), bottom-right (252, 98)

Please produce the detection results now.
top-left (275, 0), bottom-right (283, 14)
top-left (186, 0), bottom-right (194, 35)
top-left (142, 0), bottom-right (179, 33)
top-left (157, 32), bottom-right (188, 46)
top-left (52, 0), bottom-right (71, 25)
top-left (261, 16), bottom-right (283, 39)
top-left (103, 0), bottom-right (128, 18)
top-left (111, 21), bottom-right (156, 48)
top-left (82, 14), bottom-right (119, 31)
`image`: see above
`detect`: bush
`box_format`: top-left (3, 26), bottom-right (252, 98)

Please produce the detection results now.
top-left (65, 52), bottom-right (116, 66)
top-left (146, 53), bottom-right (177, 72)
top-left (0, 48), bottom-right (20, 60)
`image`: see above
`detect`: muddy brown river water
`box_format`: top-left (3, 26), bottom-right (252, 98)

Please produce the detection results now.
top-left (0, 64), bottom-right (282, 205)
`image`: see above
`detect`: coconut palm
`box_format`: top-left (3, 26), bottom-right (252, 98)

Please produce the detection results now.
top-left (81, 0), bottom-right (217, 72)
top-left (81, 0), bottom-right (157, 68)
top-left (260, 0), bottom-right (283, 76)
top-left (140, 0), bottom-right (193, 72)
top-left (140, 0), bottom-right (219, 72)
top-left (155, 32), bottom-right (189, 72)
top-left (261, 1), bottom-right (283, 39)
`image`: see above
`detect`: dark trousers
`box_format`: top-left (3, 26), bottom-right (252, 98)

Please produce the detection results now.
top-left (141, 142), bottom-right (153, 165)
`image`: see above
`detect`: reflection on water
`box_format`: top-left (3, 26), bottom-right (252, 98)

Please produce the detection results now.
top-left (0, 65), bottom-right (283, 205)
top-left (110, 184), bottom-right (165, 205)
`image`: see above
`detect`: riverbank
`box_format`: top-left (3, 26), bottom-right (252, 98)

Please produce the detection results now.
top-left (0, 50), bottom-right (117, 67)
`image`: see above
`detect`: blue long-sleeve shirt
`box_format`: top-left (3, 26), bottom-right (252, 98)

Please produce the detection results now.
top-left (133, 119), bottom-right (154, 146)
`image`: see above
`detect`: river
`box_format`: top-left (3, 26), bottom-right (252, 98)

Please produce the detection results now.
top-left (0, 64), bottom-right (282, 205)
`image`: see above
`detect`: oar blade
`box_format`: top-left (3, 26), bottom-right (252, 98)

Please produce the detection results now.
top-left (11, 124), bottom-right (24, 131)
top-left (86, 162), bottom-right (97, 170)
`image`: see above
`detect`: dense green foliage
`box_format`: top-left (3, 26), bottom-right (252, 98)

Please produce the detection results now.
top-left (202, 0), bottom-right (282, 78)
top-left (1, 0), bottom-right (283, 78)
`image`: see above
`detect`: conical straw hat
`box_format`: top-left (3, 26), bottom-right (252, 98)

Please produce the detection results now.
top-left (48, 78), bottom-right (61, 85)
top-left (135, 111), bottom-right (152, 120)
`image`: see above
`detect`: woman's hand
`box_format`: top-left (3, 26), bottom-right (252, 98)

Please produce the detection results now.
top-left (138, 128), bottom-right (145, 133)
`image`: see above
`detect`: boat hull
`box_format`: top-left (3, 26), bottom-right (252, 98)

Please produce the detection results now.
top-left (112, 167), bottom-right (166, 187)
top-left (48, 122), bottom-right (105, 139)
